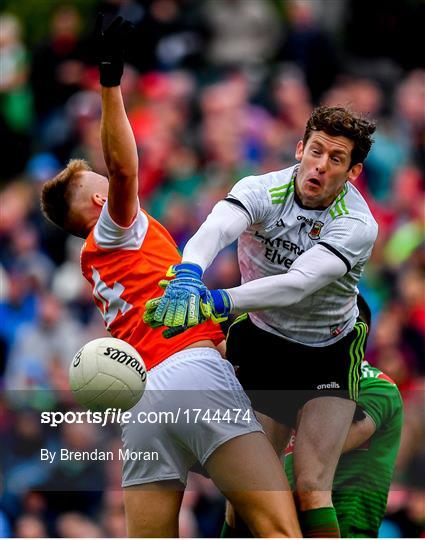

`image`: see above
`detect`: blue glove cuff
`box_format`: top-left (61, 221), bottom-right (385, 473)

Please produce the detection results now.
top-left (174, 262), bottom-right (203, 279)
top-left (210, 289), bottom-right (232, 315)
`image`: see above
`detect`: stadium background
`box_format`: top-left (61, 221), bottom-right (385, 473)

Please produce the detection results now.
top-left (0, 0), bottom-right (424, 537)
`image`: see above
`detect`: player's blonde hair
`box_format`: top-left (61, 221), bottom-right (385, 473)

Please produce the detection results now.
top-left (40, 159), bottom-right (92, 234)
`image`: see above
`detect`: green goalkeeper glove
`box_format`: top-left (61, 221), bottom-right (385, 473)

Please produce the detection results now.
top-left (144, 262), bottom-right (210, 337)
top-left (144, 266), bottom-right (233, 338)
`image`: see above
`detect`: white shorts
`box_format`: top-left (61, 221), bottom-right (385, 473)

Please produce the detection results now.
top-left (121, 347), bottom-right (263, 487)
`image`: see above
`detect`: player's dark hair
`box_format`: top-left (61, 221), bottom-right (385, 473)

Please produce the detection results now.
top-left (303, 106), bottom-right (376, 167)
top-left (357, 293), bottom-right (372, 331)
top-left (41, 159), bottom-right (92, 237)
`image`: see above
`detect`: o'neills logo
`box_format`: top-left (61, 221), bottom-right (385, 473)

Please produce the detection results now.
top-left (73, 348), bottom-right (83, 367)
top-left (317, 382), bottom-right (340, 389)
top-left (104, 347), bottom-right (147, 382)
top-left (308, 220), bottom-right (324, 239)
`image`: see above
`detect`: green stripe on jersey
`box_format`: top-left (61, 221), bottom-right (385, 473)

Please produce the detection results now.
top-left (348, 322), bottom-right (367, 400)
top-left (269, 182), bottom-right (291, 193)
top-left (330, 186), bottom-right (349, 219)
top-left (271, 186), bottom-right (294, 204)
top-left (270, 181), bottom-right (294, 204)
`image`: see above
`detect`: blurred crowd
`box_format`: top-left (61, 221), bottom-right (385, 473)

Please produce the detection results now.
top-left (0, 0), bottom-right (424, 537)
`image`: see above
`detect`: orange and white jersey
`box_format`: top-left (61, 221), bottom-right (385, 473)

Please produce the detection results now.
top-left (80, 202), bottom-right (224, 370)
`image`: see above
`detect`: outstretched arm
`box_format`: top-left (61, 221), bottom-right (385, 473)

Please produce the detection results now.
top-left (96, 15), bottom-right (138, 226)
top-left (101, 86), bottom-right (139, 226)
top-left (182, 201), bottom-right (250, 271)
top-left (224, 244), bottom-right (347, 312)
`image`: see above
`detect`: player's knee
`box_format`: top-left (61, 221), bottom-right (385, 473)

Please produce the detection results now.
top-left (250, 516), bottom-right (295, 538)
top-left (295, 472), bottom-right (333, 510)
top-left (295, 470), bottom-right (331, 495)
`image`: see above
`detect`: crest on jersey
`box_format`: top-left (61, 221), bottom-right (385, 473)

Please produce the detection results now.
top-left (308, 220), bottom-right (324, 239)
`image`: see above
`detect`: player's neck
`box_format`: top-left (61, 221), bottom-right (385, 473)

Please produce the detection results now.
top-left (294, 180), bottom-right (329, 211)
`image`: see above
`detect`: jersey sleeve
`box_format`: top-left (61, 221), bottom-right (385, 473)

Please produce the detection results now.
top-left (226, 175), bottom-right (272, 225)
top-left (93, 200), bottom-right (148, 250)
top-left (358, 380), bottom-right (403, 431)
top-left (319, 215), bottom-right (378, 272)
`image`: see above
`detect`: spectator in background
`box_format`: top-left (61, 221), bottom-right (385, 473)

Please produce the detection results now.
top-left (268, 65), bottom-right (312, 166)
top-left (129, 0), bottom-right (205, 72)
top-left (277, 0), bottom-right (340, 101)
top-left (55, 512), bottom-right (103, 538)
top-left (0, 13), bottom-right (32, 178)
top-left (202, 0), bottom-right (281, 69)
top-left (0, 272), bottom-right (37, 375)
top-left (4, 292), bottom-right (84, 395)
top-left (14, 514), bottom-right (47, 538)
top-left (30, 5), bottom-right (86, 123)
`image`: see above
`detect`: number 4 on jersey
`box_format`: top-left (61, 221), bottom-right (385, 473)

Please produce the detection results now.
top-left (91, 266), bottom-right (133, 328)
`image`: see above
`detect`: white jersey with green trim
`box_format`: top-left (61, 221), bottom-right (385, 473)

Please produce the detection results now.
top-left (226, 164), bottom-right (378, 346)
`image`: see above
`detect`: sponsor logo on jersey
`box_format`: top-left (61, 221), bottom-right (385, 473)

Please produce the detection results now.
top-left (317, 381), bottom-right (340, 389)
top-left (297, 215), bottom-right (314, 226)
top-left (275, 218), bottom-right (285, 228)
top-left (308, 220), bottom-right (324, 239)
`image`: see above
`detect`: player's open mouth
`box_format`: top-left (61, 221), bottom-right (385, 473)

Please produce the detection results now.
top-left (307, 177), bottom-right (321, 187)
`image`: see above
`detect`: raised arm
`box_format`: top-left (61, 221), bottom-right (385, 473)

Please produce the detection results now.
top-left (96, 15), bottom-right (138, 226)
top-left (101, 86), bottom-right (139, 226)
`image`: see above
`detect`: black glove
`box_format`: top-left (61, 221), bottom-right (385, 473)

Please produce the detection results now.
top-left (94, 14), bottom-right (134, 87)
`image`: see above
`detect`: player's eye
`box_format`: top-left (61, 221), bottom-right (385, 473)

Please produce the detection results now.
top-left (311, 149), bottom-right (321, 156)
top-left (331, 156), bottom-right (341, 164)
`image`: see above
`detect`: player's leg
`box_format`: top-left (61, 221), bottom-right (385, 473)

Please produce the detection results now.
top-left (123, 480), bottom-right (184, 537)
top-left (221, 412), bottom-right (293, 537)
top-left (205, 431), bottom-right (302, 538)
top-left (293, 321), bottom-right (366, 537)
top-left (294, 396), bottom-right (355, 537)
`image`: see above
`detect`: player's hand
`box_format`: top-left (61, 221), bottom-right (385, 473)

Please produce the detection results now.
top-left (143, 282), bottom-right (194, 338)
top-left (94, 13), bottom-right (134, 87)
top-left (144, 262), bottom-right (210, 336)
top-left (144, 283), bottom-right (233, 339)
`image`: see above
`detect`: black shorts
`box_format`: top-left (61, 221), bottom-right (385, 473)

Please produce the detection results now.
top-left (226, 314), bottom-right (368, 427)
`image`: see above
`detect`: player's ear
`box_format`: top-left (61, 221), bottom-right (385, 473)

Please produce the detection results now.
top-left (93, 193), bottom-right (107, 207)
top-left (295, 140), bottom-right (304, 161)
top-left (347, 162), bottom-right (363, 182)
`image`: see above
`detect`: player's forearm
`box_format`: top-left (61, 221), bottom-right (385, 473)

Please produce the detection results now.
top-left (182, 201), bottom-right (250, 271)
top-left (225, 244), bottom-right (347, 311)
top-left (101, 86), bottom-right (138, 180)
top-left (225, 270), bottom-right (312, 311)
top-left (342, 415), bottom-right (376, 453)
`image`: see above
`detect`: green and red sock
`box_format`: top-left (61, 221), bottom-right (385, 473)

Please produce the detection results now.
top-left (300, 507), bottom-right (340, 538)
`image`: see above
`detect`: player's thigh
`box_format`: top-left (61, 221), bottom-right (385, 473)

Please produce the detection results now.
top-left (123, 480), bottom-right (184, 538)
top-left (205, 432), bottom-right (301, 538)
top-left (294, 396), bottom-right (356, 489)
top-left (256, 411), bottom-right (292, 456)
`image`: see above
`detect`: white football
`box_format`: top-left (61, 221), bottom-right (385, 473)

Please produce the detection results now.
top-left (69, 337), bottom-right (147, 411)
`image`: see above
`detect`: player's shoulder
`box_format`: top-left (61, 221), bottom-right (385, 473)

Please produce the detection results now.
top-left (326, 183), bottom-right (378, 240)
top-left (93, 201), bottom-right (149, 250)
top-left (329, 183), bottom-right (377, 225)
top-left (360, 362), bottom-right (402, 400)
top-left (234, 164), bottom-right (297, 192)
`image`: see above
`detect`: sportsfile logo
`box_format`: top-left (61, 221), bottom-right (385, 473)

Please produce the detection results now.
top-left (317, 382), bottom-right (340, 389)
